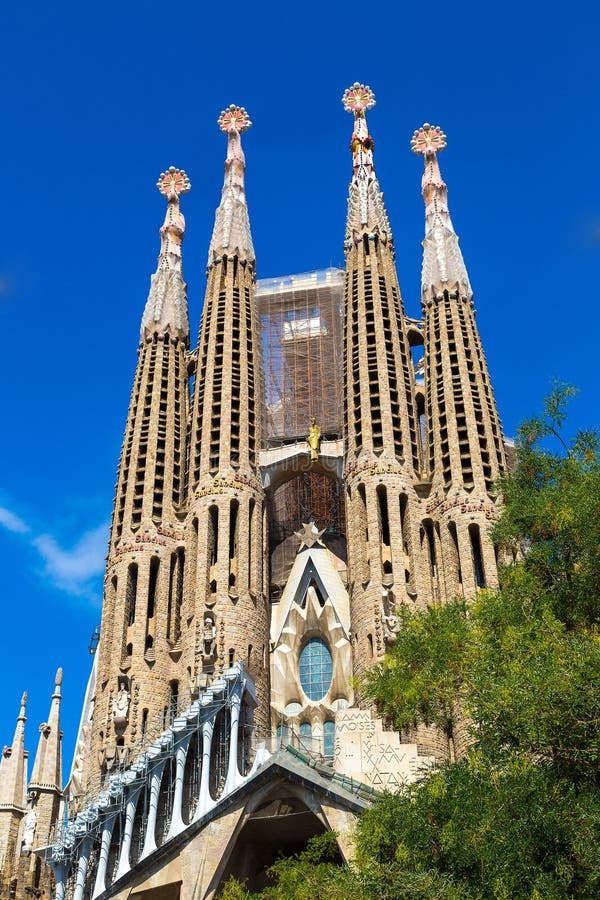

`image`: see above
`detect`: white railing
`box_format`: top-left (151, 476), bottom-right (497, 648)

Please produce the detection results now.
top-left (44, 663), bottom-right (267, 900)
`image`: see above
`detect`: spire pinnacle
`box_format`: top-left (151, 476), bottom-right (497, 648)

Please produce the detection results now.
top-left (29, 670), bottom-right (63, 793)
top-left (342, 83), bottom-right (392, 249)
top-left (412, 124), bottom-right (471, 299)
top-left (0, 692), bottom-right (28, 810)
top-left (140, 166), bottom-right (191, 343)
top-left (208, 104), bottom-right (254, 266)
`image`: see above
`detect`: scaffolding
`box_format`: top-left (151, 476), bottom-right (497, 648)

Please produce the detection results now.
top-left (257, 269), bottom-right (346, 593)
top-left (257, 268), bottom-right (345, 443)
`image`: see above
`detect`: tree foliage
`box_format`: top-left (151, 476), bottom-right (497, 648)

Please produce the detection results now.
top-left (221, 387), bottom-right (600, 897)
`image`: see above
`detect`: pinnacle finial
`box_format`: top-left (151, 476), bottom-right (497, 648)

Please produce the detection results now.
top-left (218, 105), bottom-right (252, 134)
top-left (55, 668), bottom-right (63, 689)
top-left (157, 166), bottom-right (191, 200)
top-left (140, 168), bottom-right (190, 341)
top-left (343, 82), bottom-right (391, 245)
top-left (342, 83), bottom-right (376, 115)
top-left (208, 104), bottom-right (254, 264)
top-left (411, 123), bottom-right (447, 156)
top-left (414, 124), bottom-right (472, 299)
top-left (21, 692), bottom-right (27, 709)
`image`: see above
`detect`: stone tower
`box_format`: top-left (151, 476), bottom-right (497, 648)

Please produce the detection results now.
top-left (412, 124), bottom-right (506, 599)
top-left (0, 694), bottom-right (28, 896)
top-left (187, 106), bottom-right (269, 728)
top-left (89, 167), bottom-right (192, 781)
top-left (340, 85), bottom-right (425, 680)
top-left (0, 674), bottom-right (64, 900)
top-left (18, 670), bottom-right (64, 897)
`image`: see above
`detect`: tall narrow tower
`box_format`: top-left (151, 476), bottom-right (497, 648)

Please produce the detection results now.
top-left (412, 124), bottom-right (506, 597)
top-left (90, 168), bottom-right (192, 783)
top-left (341, 84), bottom-right (424, 678)
top-left (18, 670), bottom-right (63, 896)
top-left (0, 694), bottom-right (27, 894)
top-left (187, 107), bottom-right (269, 725)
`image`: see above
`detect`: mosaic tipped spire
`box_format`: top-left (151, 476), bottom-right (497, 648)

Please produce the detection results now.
top-left (342, 83), bottom-right (392, 249)
top-left (208, 104), bottom-right (255, 265)
top-left (140, 166), bottom-right (191, 342)
top-left (412, 124), bottom-right (472, 299)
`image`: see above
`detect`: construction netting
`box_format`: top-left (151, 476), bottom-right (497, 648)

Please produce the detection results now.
top-left (256, 269), bottom-right (347, 595)
top-left (257, 268), bottom-right (345, 443)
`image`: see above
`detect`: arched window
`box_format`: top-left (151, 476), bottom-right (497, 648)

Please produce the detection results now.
top-left (276, 723), bottom-right (289, 748)
top-left (298, 638), bottom-right (333, 701)
top-left (299, 721), bottom-right (312, 751)
top-left (323, 720), bottom-right (335, 757)
top-left (469, 524), bottom-right (486, 588)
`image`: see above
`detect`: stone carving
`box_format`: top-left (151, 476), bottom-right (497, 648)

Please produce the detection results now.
top-left (69, 722), bottom-right (90, 797)
top-left (381, 595), bottom-right (401, 645)
top-left (21, 808), bottom-right (36, 851)
top-left (201, 614), bottom-right (217, 664)
top-left (112, 686), bottom-right (130, 729)
top-left (295, 520), bottom-right (326, 551)
top-left (334, 708), bottom-right (435, 789)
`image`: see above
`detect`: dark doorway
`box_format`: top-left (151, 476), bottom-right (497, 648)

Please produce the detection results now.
top-left (217, 796), bottom-right (342, 893)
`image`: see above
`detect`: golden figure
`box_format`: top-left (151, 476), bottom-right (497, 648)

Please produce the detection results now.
top-left (307, 417), bottom-right (321, 461)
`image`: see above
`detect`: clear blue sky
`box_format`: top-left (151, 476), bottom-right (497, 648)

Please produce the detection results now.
top-left (0, 0), bottom-right (598, 771)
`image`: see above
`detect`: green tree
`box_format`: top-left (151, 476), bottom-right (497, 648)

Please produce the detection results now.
top-left (221, 387), bottom-right (600, 897)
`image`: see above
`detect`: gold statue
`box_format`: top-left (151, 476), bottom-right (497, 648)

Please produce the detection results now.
top-left (307, 417), bottom-right (321, 461)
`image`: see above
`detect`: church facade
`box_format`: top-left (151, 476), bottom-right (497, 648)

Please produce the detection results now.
top-left (0, 84), bottom-right (509, 899)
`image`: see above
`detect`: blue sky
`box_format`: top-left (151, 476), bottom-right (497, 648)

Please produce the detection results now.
top-left (0, 0), bottom-right (598, 770)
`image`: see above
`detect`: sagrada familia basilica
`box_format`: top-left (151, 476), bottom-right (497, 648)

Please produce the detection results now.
top-left (0, 84), bottom-right (510, 898)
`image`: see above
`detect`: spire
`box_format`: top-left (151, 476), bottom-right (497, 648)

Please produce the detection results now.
top-left (411, 124), bottom-right (472, 300)
top-left (29, 669), bottom-right (62, 793)
top-left (0, 693), bottom-right (28, 810)
top-left (208, 105), bottom-right (254, 266)
top-left (140, 166), bottom-right (191, 343)
top-left (342, 83), bottom-right (392, 250)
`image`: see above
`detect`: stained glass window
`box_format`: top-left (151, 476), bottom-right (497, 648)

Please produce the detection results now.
top-left (276, 724), bottom-right (289, 748)
top-left (298, 638), bottom-right (333, 701)
top-left (323, 720), bottom-right (335, 756)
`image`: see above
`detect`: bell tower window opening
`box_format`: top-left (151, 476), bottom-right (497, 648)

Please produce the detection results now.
top-left (126, 565), bottom-right (137, 626)
top-left (229, 499), bottom-right (239, 590)
top-left (376, 484), bottom-right (390, 548)
top-left (147, 556), bottom-right (159, 619)
top-left (469, 523), bottom-right (486, 588)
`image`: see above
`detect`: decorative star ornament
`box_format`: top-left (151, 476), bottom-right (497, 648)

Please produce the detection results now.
top-left (295, 521), bottom-right (326, 551)
top-left (411, 123), bottom-right (447, 156)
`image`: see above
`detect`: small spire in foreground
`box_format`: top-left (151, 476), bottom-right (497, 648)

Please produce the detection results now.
top-left (29, 670), bottom-right (63, 792)
top-left (0, 692), bottom-right (28, 809)
top-left (208, 104), bottom-right (255, 265)
top-left (342, 83), bottom-right (392, 249)
top-left (412, 123), bottom-right (471, 299)
top-left (140, 166), bottom-right (191, 342)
